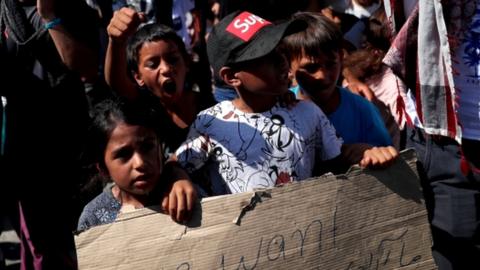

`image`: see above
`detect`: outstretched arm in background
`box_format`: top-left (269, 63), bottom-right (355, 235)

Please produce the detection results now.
top-left (105, 7), bottom-right (145, 99)
top-left (37, 0), bottom-right (98, 82)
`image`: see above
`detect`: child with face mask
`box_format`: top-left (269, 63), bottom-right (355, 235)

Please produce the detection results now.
top-left (283, 12), bottom-right (397, 170)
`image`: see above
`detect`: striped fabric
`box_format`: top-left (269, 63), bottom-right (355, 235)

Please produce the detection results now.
top-left (417, 0), bottom-right (460, 141)
top-left (383, 0), bottom-right (475, 142)
top-left (383, 3), bottom-right (418, 129)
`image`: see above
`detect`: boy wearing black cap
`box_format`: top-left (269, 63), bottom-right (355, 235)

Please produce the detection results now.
top-left (172, 11), bottom-right (342, 195)
top-left (173, 11), bottom-right (392, 195)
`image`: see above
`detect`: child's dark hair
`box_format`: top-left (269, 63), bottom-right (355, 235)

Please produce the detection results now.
top-left (363, 7), bottom-right (391, 52)
top-left (281, 12), bottom-right (343, 61)
top-left (87, 97), bottom-right (163, 168)
top-left (80, 97), bottom-right (163, 196)
top-left (126, 23), bottom-right (190, 80)
top-left (343, 7), bottom-right (390, 81)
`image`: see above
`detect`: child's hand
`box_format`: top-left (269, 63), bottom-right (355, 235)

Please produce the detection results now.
top-left (107, 7), bottom-right (146, 44)
top-left (161, 179), bottom-right (197, 223)
top-left (342, 67), bottom-right (375, 101)
top-left (359, 146), bottom-right (398, 168)
top-left (346, 79), bottom-right (375, 101)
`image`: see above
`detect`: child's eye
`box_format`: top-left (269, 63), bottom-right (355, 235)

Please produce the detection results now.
top-left (303, 63), bottom-right (320, 73)
top-left (114, 148), bottom-right (133, 161)
top-left (145, 59), bottom-right (159, 69)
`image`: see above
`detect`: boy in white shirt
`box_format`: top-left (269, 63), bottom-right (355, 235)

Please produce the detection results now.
top-left (174, 11), bottom-right (396, 195)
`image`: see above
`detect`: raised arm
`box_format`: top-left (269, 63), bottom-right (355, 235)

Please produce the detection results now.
top-left (105, 7), bottom-right (145, 99)
top-left (37, 0), bottom-right (98, 82)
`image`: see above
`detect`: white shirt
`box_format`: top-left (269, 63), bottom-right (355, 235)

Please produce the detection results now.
top-left (176, 100), bottom-right (343, 195)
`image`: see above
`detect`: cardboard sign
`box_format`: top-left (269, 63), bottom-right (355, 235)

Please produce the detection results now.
top-left (75, 149), bottom-right (436, 269)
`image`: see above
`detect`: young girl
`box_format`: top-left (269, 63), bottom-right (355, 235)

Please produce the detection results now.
top-left (78, 98), bottom-right (196, 231)
top-left (342, 7), bottom-right (408, 149)
top-left (105, 7), bottom-right (215, 156)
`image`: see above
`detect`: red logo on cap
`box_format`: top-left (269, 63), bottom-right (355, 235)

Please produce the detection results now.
top-left (226, 12), bottom-right (271, 42)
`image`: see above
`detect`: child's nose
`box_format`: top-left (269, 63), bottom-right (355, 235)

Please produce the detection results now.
top-left (159, 61), bottom-right (172, 76)
top-left (132, 152), bottom-right (147, 171)
top-left (313, 69), bottom-right (326, 80)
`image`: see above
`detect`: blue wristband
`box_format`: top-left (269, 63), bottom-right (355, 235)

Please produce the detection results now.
top-left (44, 18), bottom-right (62, 30)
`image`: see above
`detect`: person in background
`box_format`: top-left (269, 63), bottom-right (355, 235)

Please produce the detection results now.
top-left (0, 0), bottom-right (99, 268)
top-left (383, 1), bottom-right (480, 268)
top-left (342, 7), bottom-right (408, 149)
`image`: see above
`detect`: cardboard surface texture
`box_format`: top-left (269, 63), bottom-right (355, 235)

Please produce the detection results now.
top-left (75, 149), bottom-right (436, 269)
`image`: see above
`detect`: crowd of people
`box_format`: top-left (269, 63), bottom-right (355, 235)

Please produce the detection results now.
top-left (0, 0), bottom-right (479, 269)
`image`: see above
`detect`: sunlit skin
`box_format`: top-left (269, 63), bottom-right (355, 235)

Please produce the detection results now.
top-left (103, 123), bottom-right (163, 208)
top-left (221, 49), bottom-right (291, 113)
top-left (134, 40), bottom-right (188, 104)
top-left (321, 8), bottom-right (342, 26)
top-left (133, 39), bottom-right (197, 128)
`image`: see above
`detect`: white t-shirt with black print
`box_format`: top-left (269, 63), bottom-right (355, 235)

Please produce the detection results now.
top-left (175, 100), bottom-right (343, 195)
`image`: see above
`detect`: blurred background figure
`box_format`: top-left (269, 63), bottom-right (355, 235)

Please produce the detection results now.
top-left (0, 0), bottom-right (99, 268)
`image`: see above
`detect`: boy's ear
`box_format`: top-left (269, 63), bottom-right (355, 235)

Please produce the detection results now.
top-left (133, 72), bottom-right (145, 87)
top-left (219, 67), bottom-right (241, 88)
top-left (288, 69), bottom-right (296, 85)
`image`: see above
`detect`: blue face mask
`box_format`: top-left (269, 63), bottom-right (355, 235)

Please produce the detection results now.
top-left (289, 85), bottom-right (300, 97)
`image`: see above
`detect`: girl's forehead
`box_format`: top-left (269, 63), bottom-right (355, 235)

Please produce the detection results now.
top-left (144, 39), bottom-right (177, 48)
top-left (109, 123), bottom-right (156, 141)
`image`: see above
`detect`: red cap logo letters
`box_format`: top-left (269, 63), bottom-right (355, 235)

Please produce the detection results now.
top-left (226, 12), bottom-right (272, 41)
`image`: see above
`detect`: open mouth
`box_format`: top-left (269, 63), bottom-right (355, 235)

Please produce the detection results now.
top-left (163, 80), bottom-right (177, 94)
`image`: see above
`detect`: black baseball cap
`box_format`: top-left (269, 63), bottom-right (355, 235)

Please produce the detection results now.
top-left (207, 11), bottom-right (305, 76)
